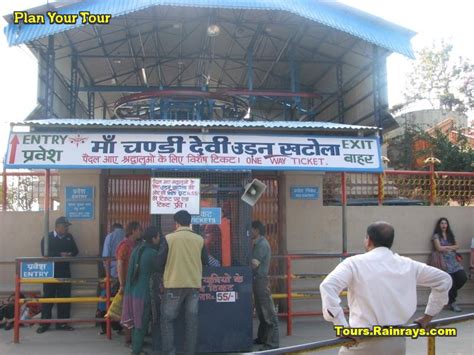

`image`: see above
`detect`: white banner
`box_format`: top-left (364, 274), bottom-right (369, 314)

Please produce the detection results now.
top-left (150, 178), bottom-right (200, 214)
top-left (4, 131), bottom-right (382, 172)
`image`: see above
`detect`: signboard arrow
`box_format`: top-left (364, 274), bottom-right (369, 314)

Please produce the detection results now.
top-left (9, 135), bottom-right (19, 164)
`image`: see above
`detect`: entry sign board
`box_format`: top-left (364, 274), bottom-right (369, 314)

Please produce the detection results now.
top-left (21, 261), bottom-right (54, 279)
top-left (191, 208), bottom-right (222, 225)
top-left (5, 132), bottom-right (382, 172)
top-left (65, 186), bottom-right (94, 220)
top-left (150, 178), bottom-right (200, 214)
top-left (291, 186), bottom-right (320, 200)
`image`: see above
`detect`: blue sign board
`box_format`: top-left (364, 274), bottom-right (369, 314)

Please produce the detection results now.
top-left (65, 186), bottom-right (94, 220)
top-left (191, 208), bottom-right (222, 225)
top-left (290, 186), bottom-right (320, 200)
top-left (21, 261), bottom-right (54, 279)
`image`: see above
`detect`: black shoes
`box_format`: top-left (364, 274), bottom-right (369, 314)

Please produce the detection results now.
top-left (36, 325), bottom-right (50, 334)
top-left (56, 324), bottom-right (74, 331)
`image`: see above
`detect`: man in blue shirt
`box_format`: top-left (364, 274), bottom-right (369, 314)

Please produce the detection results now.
top-left (102, 223), bottom-right (125, 278)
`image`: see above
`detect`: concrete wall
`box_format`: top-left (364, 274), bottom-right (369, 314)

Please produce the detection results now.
top-left (281, 171), bottom-right (473, 310)
top-left (0, 169), bottom-right (103, 293)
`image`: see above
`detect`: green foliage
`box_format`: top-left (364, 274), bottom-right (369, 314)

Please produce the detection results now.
top-left (386, 123), bottom-right (473, 172)
top-left (402, 40), bottom-right (474, 114)
top-left (421, 129), bottom-right (473, 172)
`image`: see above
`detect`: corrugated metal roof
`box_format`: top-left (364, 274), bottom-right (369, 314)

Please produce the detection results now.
top-left (13, 118), bottom-right (379, 132)
top-left (4, 0), bottom-right (415, 58)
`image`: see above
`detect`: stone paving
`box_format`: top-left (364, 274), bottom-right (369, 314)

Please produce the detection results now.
top-left (1, 307), bottom-right (472, 354)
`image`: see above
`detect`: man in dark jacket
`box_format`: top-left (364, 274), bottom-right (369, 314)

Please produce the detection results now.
top-left (37, 216), bottom-right (79, 334)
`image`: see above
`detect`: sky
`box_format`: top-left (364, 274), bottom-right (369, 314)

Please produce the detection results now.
top-left (0, 0), bottom-right (473, 159)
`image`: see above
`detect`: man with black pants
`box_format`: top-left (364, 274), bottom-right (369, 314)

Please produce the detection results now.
top-left (37, 216), bottom-right (79, 334)
top-left (251, 220), bottom-right (279, 350)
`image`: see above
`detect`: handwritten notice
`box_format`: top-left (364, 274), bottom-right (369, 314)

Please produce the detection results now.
top-left (200, 272), bottom-right (244, 302)
top-left (150, 178), bottom-right (200, 214)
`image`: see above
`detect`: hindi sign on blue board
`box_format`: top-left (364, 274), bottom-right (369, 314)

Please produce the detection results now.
top-left (21, 261), bottom-right (54, 279)
top-left (191, 208), bottom-right (222, 225)
top-left (65, 186), bottom-right (94, 220)
top-left (290, 186), bottom-right (320, 200)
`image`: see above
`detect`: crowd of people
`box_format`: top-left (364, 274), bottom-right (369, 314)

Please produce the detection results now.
top-left (27, 213), bottom-right (469, 354)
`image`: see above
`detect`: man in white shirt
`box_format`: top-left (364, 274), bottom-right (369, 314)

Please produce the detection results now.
top-left (320, 221), bottom-right (452, 355)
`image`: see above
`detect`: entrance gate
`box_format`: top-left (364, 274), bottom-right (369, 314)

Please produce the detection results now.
top-left (105, 173), bottom-right (280, 267)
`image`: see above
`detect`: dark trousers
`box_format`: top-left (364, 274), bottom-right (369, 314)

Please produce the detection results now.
top-left (160, 288), bottom-right (199, 355)
top-left (448, 269), bottom-right (467, 304)
top-left (41, 283), bottom-right (72, 325)
top-left (253, 276), bottom-right (279, 348)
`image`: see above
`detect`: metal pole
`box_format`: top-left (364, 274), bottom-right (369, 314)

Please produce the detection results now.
top-left (341, 173), bottom-right (347, 254)
top-left (429, 163), bottom-right (435, 206)
top-left (336, 62), bottom-right (344, 124)
top-left (105, 258), bottom-right (112, 340)
top-left (13, 259), bottom-right (21, 343)
top-left (2, 167), bottom-right (7, 211)
top-left (427, 336), bottom-right (436, 355)
top-left (46, 36), bottom-right (55, 118)
top-left (286, 255), bottom-right (293, 336)
top-left (44, 169), bottom-right (51, 256)
top-left (377, 173), bottom-right (383, 206)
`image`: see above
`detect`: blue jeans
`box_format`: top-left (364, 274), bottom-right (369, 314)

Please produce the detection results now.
top-left (160, 288), bottom-right (199, 355)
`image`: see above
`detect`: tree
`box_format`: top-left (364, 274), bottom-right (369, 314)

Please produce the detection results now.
top-left (386, 123), bottom-right (473, 172)
top-left (401, 40), bottom-right (474, 114)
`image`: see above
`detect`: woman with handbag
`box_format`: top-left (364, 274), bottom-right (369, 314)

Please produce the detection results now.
top-left (431, 217), bottom-right (467, 312)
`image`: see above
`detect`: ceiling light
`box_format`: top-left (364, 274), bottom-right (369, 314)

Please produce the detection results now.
top-left (207, 24), bottom-right (220, 37)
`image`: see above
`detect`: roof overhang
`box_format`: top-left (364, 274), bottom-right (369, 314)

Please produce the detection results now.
top-left (4, 0), bottom-right (415, 58)
top-left (11, 118), bottom-right (381, 136)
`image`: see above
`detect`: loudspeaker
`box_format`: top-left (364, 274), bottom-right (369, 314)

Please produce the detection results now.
top-left (241, 179), bottom-right (267, 207)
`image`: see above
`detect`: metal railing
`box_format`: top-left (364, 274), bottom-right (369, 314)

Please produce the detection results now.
top-left (270, 252), bottom-right (472, 336)
top-left (254, 313), bottom-right (474, 354)
top-left (13, 256), bottom-right (113, 343)
top-left (323, 170), bottom-right (473, 206)
top-left (270, 253), bottom-right (353, 336)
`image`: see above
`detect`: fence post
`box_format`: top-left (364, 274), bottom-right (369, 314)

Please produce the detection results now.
top-left (429, 163), bottom-right (435, 206)
top-left (341, 173), bottom-right (347, 254)
top-left (286, 255), bottom-right (293, 336)
top-left (14, 259), bottom-right (21, 343)
top-left (427, 336), bottom-right (436, 355)
top-left (2, 167), bottom-right (7, 211)
top-left (377, 173), bottom-right (383, 206)
top-left (43, 169), bottom-right (51, 256)
top-left (105, 258), bottom-right (112, 339)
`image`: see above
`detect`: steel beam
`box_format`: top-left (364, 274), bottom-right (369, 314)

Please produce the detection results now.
top-left (372, 45), bottom-right (383, 142)
top-left (336, 62), bottom-right (344, 124)
top-left (87, 92), bottom-right (95, 119)
top-left (69, 52), bottom-right (78, 117)
top-left (45, 36), bottom-right (55, 118)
